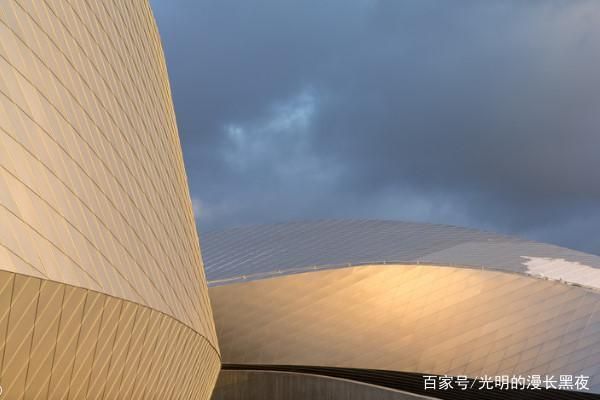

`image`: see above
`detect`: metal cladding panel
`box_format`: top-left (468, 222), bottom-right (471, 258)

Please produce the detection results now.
top-left (0, 270), bottom-right (220, 399)
top-left (209, 264), bottom-right (600, 394)
top-left (205, 221), bottom-right (600, 395)
top-left (202, 220), bottom-right (600, 290)
top-left (0, 0), bottom-right (219, 397)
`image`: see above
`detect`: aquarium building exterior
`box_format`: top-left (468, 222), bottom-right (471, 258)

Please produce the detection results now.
top-left (0, 0), bottom-right (599, 399)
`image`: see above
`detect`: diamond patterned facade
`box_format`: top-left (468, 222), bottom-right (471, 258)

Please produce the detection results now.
top-left (0, 1), bottom-right (219, 398)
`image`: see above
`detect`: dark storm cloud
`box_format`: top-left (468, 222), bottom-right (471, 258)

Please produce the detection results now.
top-left (151, 0), bottom-right (600, 254)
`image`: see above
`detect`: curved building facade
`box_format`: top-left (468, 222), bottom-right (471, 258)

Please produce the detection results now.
top-left (0, 0), bottom-right (219, 398)
top-left (204, 220), bottom-right (600, 399)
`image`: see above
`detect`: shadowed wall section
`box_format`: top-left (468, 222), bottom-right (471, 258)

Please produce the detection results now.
top-left (0, 0), bottom-right (219, 397)
top-left (212, 369), bottom-right (433, 400)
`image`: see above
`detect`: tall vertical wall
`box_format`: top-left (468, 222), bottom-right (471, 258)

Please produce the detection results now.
top-left (0, 0), bottom-right (219, 398)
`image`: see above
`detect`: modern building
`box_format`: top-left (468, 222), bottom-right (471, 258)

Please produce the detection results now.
top-left (2, 0), bottom-right (599, 399)
top-left (203, 220), bottom-right (600, 399)
top-left (0, 1), bottom-right (219, 398)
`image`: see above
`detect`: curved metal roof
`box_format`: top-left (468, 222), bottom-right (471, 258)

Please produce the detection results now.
top-left (201, 219), bottom-right (600, 289)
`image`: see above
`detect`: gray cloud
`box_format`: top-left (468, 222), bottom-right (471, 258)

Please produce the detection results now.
top-left (152, 0), bottom-right (600, 254)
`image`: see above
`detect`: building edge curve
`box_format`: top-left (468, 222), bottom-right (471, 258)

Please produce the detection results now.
top-left (0, 269), bottom-right (221, 399)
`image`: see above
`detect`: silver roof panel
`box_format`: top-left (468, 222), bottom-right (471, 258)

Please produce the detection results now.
top-left (202, 220), bottom-right (600, 289)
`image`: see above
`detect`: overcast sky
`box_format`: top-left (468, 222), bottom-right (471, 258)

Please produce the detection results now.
top-left (151, 0), bottom-right (600, 255)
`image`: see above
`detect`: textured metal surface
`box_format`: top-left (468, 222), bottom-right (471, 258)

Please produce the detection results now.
top-left (0, 0), bottom-right (216, 340)
top-left (0, 270), bottom-right (220, 399)
top-left (212, 369), bottom-right (436, 400)
top-left (210, 264), bottom-right (600, 393)
top-left (0, 0), bottom-right (220, 397)
top-left (202, 220), bottom-right (600, 290)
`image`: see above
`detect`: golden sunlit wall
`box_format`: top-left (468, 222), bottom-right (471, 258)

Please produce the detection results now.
top-left (210, 264), bottom-right (600, 391)
top-left (0, 0), bottom-right (219, 398)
